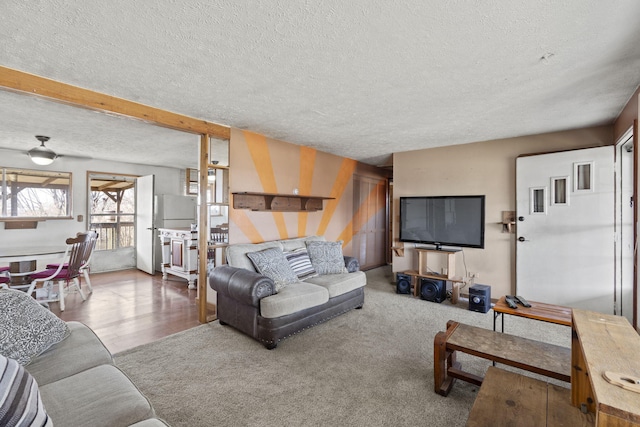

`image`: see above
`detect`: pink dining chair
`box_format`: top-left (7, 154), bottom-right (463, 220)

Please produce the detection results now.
top-left (45, 231), bottom-right (98, 294)
top-left (1, 266), bottom-right (11, 288)
top-left (27, 233), bottom-right (93, 311)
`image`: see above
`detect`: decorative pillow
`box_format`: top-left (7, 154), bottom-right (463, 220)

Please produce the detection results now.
top-left (306, 241), bottom-right (348, 275)
top-left (284, 248), bottom-right (318, 281)
top-left (247, 247), bottom-right (299, 292)
top-left (0, 354), bottom-right (53, 427)
top-left (0, 289), bottom-right (70, 365)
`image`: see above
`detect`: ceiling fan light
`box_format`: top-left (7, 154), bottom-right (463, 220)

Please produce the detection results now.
top-left (28, 135), bottom-right (57, 165)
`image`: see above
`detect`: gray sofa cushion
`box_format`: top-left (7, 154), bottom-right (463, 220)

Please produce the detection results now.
top-left (247, 247), bottom-right (299, 292)
top-left (260, 282), bottom-right (329, 318)
top-left (306, 241), bottom-right (348, 275)
top-left (305, 271), bottom-right (367, 298)
top-left (226, 241), bottom-right (283, 272)
top-left (39, 364), bottom-right (155, 427)
top-left (25, 321), bottom-right (113, 386)
top-left (0, 289), bottom-right (70, 365)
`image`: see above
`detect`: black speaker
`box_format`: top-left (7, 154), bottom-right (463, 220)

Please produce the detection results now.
top-left (396, 273), bottom-right (412, 294)
top-left (469, 284), bottom-right (491, 313)
top-left (420, 278), bottom-right (447, 303)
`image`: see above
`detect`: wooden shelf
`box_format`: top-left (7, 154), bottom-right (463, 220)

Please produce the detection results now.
top-left (416, 248), bottom-right (459, 279)
top-left (403, 269), bottom-right (464, 283)
top-left (232, 192), bottom-right (334, 212)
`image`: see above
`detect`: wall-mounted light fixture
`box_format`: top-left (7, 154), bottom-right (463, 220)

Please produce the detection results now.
top-left (28, 135), bottom-right (58, 165)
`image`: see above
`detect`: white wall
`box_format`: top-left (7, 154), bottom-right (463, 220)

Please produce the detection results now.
top-left (0, 150), bottom-right (186, 272)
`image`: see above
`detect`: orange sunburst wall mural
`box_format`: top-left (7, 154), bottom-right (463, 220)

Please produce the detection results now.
top-left (228, 129), bottom-right (384, 256)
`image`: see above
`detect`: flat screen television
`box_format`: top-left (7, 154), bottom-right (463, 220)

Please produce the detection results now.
top-left (399, 195), bottom-right (485, 249)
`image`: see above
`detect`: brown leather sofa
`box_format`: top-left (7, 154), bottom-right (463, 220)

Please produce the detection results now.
top-left (209, 236), bottom-right (366, 349)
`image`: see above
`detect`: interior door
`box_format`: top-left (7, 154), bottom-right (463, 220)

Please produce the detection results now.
top-left (516, 147), bottom-right (615, 313)
top-left (352, 174), bottom-right (387, 270)
top-left (135, 174), bottom-right (155, 274)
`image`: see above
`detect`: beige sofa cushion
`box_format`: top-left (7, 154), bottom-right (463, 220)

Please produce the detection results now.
top-left (260, 282), bottom-right (329, 318)
top-left (40, 364), bottom-right (155, 427)
top-left (226, 241), bottom-right (283, 272)
top-left (305, 271), bottom-right (367, 298)
top-left (26, 321), bottom-right (113, 386)
top-left (280, 235), bottom-right (325, 252)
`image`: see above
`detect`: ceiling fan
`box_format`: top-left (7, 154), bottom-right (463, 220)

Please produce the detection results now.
top-left (0, 135), bottom-right (93, 165)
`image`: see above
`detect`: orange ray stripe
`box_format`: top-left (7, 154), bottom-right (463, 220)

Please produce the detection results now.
top-left (316, 158), bottom-right (357, 237)
top-left (337, 179), bottom-right (386, 247)
top-left (298, 146), bottom-right (317, 237)
top-left (231, 208), bottom-right (264, 244)
top-left (244, 131), bottom-right (278, 193)
top-left (243, 131), bottom-right (288, 239)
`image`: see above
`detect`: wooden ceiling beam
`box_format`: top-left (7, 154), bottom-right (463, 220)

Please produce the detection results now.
top-left (0, 65), bottom-right (230, 139)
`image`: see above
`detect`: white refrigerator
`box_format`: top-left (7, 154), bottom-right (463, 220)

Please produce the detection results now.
top-left (154, 194), bottom-right (197, 271)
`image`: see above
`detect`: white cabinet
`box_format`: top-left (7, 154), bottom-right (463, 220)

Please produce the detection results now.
top-left (158, 228), bottom-right (198, 289)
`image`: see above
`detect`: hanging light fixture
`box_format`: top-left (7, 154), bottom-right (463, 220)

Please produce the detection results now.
top-left (28, 135), bottom-right (58, 165)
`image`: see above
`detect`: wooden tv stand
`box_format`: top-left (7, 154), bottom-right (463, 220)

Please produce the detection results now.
top-left (403, 248), bottom-right (464, 298)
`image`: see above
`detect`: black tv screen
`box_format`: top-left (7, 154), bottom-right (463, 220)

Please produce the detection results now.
top-left (399, 195), bottom-right (485, 249)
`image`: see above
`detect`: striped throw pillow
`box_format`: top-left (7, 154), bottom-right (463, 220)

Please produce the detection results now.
top-left (0, 354), bottom-right (53, 427)
top-left (285, 248), bottom-right (318, 280)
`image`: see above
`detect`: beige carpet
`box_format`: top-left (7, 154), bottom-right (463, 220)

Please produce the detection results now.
top-left (115, 266), bottom-right (571, 427)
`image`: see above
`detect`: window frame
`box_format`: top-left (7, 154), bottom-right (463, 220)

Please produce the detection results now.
top-left (0, 166), bottom-right (73, 221)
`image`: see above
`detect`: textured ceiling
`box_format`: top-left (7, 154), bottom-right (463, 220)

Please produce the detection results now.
top-left (1, 1), bottom-right (640, 168)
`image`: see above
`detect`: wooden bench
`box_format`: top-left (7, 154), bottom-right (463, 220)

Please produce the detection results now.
top-left (434, 320), bottom-right (571, 396)
top-left (466, 366), bottom-right (594, 427)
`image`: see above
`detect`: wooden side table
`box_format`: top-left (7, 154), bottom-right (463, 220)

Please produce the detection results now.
top-left (492, 296), bottom-right (572, 332)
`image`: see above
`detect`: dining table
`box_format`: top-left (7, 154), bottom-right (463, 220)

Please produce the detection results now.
top-left (0, 245), bottom-right (67, 286)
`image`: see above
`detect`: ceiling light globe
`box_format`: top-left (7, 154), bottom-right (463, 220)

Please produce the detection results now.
top-left (28, 146), bottom-right (57, 165)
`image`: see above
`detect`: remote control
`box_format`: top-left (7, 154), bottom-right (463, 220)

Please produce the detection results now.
top-left (514, 295), bottom-right (532, 307)
top-left (504, 295), bottom-right (518, 309)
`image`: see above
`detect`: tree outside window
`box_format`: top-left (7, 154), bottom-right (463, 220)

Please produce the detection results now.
top-left (0, 168), bottom-right (71, 219)
top-left (88, 174), bottom-right (136, 250)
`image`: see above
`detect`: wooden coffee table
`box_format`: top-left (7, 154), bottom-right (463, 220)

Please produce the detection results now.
top-left (492, 296), bottom-right (572, 332)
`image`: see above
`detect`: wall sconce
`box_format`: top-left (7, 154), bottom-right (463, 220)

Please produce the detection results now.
top-left (28, 135), bottom-right (58, 165)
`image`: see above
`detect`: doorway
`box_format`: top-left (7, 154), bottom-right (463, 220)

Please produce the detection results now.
top-left (515, 146), bottom-right (618, 314)
top-left (615, 128), bottom-right (635, 323)
top-left (87, 173), bottom-right (139, 271)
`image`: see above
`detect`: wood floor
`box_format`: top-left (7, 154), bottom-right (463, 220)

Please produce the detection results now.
top-left (47, 269), bottom-right (201, 354)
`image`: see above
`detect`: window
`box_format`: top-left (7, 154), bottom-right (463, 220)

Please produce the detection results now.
top-left (0, 167), bottom-right (71, 219)
top-left (550, 176), bottom-right (570, 206)
top-left (574, 161), bottom-right (594, 192)
top-left (530, 187), bottom-right (547, 214)
top-left (88, 173), bottom-right (136, 250)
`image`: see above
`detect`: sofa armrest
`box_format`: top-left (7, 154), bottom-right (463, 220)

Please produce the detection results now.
top-left (209, 265), bottom-right (275, 307)
top-left (343, 256), bottom-right (360, 273)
